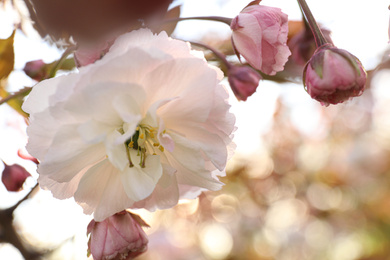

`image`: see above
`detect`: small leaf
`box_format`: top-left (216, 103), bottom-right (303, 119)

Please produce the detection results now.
top-left (159, 5), bottom-right (181, 35)
top-left (0, 30), bottom-right (15, 80)
top-left (0, 86), bottom-right (30, 118)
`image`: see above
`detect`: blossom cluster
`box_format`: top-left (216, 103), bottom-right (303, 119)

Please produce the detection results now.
top-left (0, 0), bottom-right (369, 259)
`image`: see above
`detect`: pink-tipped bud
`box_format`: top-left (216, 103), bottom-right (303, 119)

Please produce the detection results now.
top-left (228, 66), bottom-right (262, 101)
top-left (23, 59), bottom-right (47, 81)
top-left (87, 211), bottom-right (149, 260)
top-left (1, 162), bottom-right (31, 192)
top-left (303, 45), bottom-right (367, 106)
top-left (231, 3), bottom-right (291, 75)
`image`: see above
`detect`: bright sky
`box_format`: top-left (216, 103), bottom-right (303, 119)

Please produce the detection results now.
top-left (0, 0), bottom-right (389, 259)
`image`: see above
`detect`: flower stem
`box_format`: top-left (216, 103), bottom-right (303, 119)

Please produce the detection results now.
top-left (189, 41), bottom-right (232, 69)
top-left (48, 45), bottom-right (77, 78)
top-left (162, 16), bottom-right (232, 26)
top-left (297, 0), bottom-right (328, 47)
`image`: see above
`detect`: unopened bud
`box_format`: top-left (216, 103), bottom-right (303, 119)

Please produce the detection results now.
top-left (231, 4), bottom-right (291, 75)
top-left (23, 60), bottom-right (47, 81)
top-left (1, 162), bottom-right (31, 192)
top-left (228, 66), bottom-right (262, 101)
top-left (87, 210), bottom-right (149, 260)
top-left (303, 44), bottom-right (367, 106)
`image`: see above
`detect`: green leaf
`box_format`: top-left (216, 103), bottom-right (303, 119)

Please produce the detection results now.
top-left (0, 30), bottom-right (15, 80)
top-left (0, 86), bottom-right (30, 118)
top-left (0, 30), bottom-right (28, 117)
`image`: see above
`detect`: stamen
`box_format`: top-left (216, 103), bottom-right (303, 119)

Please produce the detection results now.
top-left (124, 124), bottom-right (167, 168)
top-left (125, 144), bottom-right (134, 167)
top-left (139, 148), bottom-right (146, 168)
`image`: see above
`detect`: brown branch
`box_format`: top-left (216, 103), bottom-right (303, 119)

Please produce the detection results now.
top-left (0, 184), bottom-right (42, 260)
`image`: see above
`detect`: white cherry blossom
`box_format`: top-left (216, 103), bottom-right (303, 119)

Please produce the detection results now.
top-left (23, 29), bottom-right (235, 221)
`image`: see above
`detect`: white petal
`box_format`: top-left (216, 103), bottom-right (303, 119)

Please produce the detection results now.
top-left (105, 131), bottom-right (128, 171)
top-left (132, 163), bottom-right (179, 211)
top-left (25, 109), bottom-right (61, 159)
top-left (143, 58), bottom-right (217, 124)
top-left (172, 125), bottom-right (227, 171)
top-left (38, 168), bottom-right (86, 200)
top-left (74, 159), bottom-right (134, 221)
top-left (78, 119), bottom-right (115, 144)
top-left (23, 73), bottom-right (78, 115)
top-left (164, 133), bottom-right (223, 190)
top-left (120, 152), bottom-right (163, 201)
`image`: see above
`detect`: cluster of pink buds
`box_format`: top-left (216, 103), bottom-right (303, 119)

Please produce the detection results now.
top-left (226, 0), bottom-right (367, 105)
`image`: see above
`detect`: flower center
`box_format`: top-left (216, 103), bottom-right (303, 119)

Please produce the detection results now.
top-left (124, 124), bottom-right (166, 168)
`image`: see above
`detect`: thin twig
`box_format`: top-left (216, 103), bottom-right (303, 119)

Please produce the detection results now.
top-left (0, 86), bottom-right (31, 106)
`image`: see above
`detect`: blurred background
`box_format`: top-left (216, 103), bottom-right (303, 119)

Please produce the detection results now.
top-left (1, 0), bottom-right (390, 259)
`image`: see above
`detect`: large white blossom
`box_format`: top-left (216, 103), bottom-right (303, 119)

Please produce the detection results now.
top-left (22, 29), bottom-right (235, 221)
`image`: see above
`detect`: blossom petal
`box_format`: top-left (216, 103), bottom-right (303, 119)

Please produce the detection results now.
top-left (74, 159), bottom-right (134, 221)
top-left (120, 152), bottom-right (163, 201)
top-left (132, 164), bottom-right (179, 210)
top-left (144, 58), bottom-right (218, 124)
top-left (38, 125), bottom-right (106, 182)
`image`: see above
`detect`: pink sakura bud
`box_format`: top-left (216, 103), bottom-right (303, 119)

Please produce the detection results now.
top-left (231, 3), bottom-right (291, 75)
top-left (228, 66), bottom-right (262, 101)
top-left (1, 162), bottom-right (31, 192)
top-left (303, 44), bottom-right (367, 106)
top-left (87, 211), bottom-right (149, 260)
top-left (23, 59), bottom-right (46, 81)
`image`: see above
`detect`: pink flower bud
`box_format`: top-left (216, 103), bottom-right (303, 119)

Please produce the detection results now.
top-left (228, 66), bottom-right (262, 101)
top-left (231, 4), bottom-right (291, 75)
top-left (1, 162), bottom-right (31, 192)
top-left (303, 45), bottom-right (367, 106)
top-left (87, 211), bottom-right (149, 260)
top-left (23, 59), bottom-right (47, 81)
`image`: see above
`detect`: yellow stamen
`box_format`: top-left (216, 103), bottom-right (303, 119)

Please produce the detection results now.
top-left (159, 146), bottom-right (165, 152)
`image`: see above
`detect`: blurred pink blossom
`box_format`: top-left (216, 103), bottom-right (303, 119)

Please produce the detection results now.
top-left (228, 66), bottom-right (261, 101)
top-left (87, 211), bottom-right (148, 260)
top-left (74, 42), bottom-right (112, 67)
top-left (231, 3), bottom-right (291, 75)
top-left (1, 162), bottom-right (31, 192)
top-left (288, 27), bottom-right (332, 66)
top-left (303, 44), bottom-right (367, 106)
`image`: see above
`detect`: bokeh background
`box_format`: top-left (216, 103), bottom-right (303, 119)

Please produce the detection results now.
top-left (1, 0), bottom-right (390, 259)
